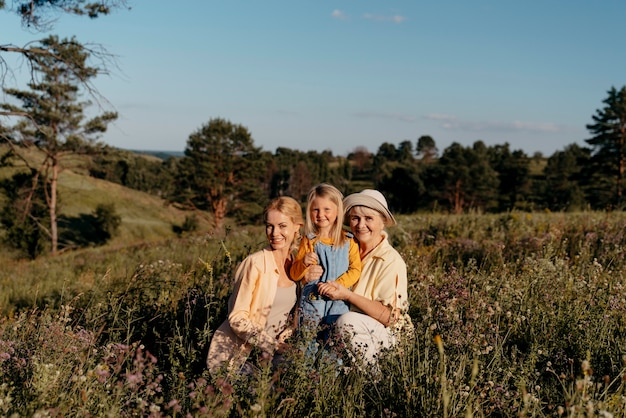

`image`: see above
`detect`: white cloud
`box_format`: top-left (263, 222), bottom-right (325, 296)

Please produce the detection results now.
top-left (331, 9), bottom-right (347, 20)
top-left (424, 113), bottom-right (565, 134)
top-left (362, 13), bottom-right (407, 23)
top-left (425, 113), bottom-right (456, 121)
top-left (354, 111), bottom-right (416, 122)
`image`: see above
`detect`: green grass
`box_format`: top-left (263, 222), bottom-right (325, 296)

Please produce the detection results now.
top-left (2, 210), bottom-right (626, 416)
top-left (4, 146), bottom-right (626, 416)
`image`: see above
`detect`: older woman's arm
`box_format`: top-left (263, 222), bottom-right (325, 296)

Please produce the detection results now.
top-left (317, 281), bottom-right (393, 327)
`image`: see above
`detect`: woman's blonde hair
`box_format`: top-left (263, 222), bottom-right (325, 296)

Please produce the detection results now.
top-left (264, 196), bottom-right (304, 252)
top-left (304, 183), bottom-right (346, 247)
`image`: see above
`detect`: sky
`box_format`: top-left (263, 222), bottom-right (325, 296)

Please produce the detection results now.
top-left (2, 1), bottom-right (626, 158)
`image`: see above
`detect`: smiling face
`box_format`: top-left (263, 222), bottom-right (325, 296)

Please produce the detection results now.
top-left (265, 209), bottom-right (299, 251)
top-left (309, 195), bottom-right (338, 236)
top-left (347, 205), bottom-right (385, 247)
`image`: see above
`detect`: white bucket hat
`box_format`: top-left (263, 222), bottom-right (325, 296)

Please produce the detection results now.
top-left (343, 189), bottom-right (397, 226)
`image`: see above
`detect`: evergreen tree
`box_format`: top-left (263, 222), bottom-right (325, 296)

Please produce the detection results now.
top-left (1, 1), bottom-right (128, 97)
top-left (435, 141), bottom-right (499, 213)
top-left (416, 135), bottom-right (438, 163)
top-left (1, 36), bottom-right (117, 255)
top-left (377, 164), bottom-right (425, 213)
top-left (397, 140), bottom-right (414, 164)
top-left (489, 143), bottom-right (531, 211)
top-left (542, 144), bottom-right (591, 211)
top-left (0, 170), bottom-right (49, 259)
top-left (585, 86), bottom-right (626, 209)
top-left (174, 118), bottom-right (264, 230)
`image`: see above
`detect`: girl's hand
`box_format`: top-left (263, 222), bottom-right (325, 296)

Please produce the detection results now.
top-left (303, 264), bottom-right (323, 284)
top-left (317, 281), bottom-right (350, 301)
top-left (303, 252), bottom-right (318, 267)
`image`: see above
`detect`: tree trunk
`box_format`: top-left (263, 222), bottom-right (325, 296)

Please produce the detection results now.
top-left (212, 197), bottom-right (227, 232)
top-left (454, 179), bottom-right (464, 214)
top-left (618, 122), bottom-right (625, 208)
top-left (50, 157), bottom-right (58, 255)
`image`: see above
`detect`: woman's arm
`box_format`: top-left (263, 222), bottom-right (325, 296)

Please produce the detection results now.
top-left (228, 256), bottom-right (280, 353)
top-left (317, 281), bottom-right (393, 327)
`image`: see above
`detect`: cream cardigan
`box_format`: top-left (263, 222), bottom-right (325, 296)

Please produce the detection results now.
top-left (207, 248), bottom-right (296, 376)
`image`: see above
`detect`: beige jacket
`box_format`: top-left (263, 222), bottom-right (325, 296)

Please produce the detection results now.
top-left (351, 231), bottom-right (413, 333)
top-left (207, 248), bottom-right (296, 376)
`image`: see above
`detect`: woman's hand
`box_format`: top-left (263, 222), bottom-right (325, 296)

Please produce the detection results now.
top-left (317, 281), bottom-right (351, 301)
top-left (275, 341), bottom-right (290, 354)
top-left (303, 264), bottom-right (323, 284)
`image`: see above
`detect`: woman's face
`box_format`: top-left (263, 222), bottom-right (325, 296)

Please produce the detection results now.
top-left (347, 206), bottom-right (385, 246)
top-left (265, 209), bottom-right (298, 251)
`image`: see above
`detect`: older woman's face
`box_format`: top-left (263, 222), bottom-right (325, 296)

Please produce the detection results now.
top-left (347, 206), bottom-right (385, 246)
top-left (265, 209), bottom-right (298, 251)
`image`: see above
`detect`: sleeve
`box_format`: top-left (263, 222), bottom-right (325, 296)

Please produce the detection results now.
top-left (335, 237), bottom-right (362, 288)
top-left (227, 255), bottom-right (280, 353)
top-left (372, 252), bottom-right (409, 313)
top-left (289, 236), bottom-right (312, 281)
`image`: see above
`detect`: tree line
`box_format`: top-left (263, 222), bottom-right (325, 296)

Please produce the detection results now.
top-left (88, 91), bottom-right (626, 229)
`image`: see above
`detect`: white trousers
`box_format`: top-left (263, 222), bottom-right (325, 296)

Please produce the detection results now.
top-left (335, 311), bottom-right (395, 365)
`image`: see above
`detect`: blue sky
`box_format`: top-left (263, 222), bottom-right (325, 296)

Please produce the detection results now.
top-left (2, 1), bottom-right (626, 157)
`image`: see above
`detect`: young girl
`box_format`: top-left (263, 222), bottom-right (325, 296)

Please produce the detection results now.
top-left (290, 183), bottom-right (361, 337)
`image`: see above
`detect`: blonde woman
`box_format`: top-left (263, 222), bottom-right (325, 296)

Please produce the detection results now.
top-left (207, 196), bottom-right (304, 376)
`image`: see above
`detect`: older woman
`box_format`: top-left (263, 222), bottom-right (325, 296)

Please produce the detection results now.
top-left (316, 189), bottom-right (413, 365)
top-left (207, 196), bottom-right (304, 377)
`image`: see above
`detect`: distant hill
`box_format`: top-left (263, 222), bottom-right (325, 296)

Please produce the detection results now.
top-left (129, 150), bottom-right (185, 160)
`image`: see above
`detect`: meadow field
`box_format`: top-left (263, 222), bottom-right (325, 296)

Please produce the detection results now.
top-left (1, 210), bottom-right (626, 417)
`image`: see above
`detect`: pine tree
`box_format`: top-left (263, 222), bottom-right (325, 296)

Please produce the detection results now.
top-left (585, 86), bottom-right (626, 209)
top-left (1, 36), bottom-right (117, 254)
top-left (174, 118), bottom-right (264, 231)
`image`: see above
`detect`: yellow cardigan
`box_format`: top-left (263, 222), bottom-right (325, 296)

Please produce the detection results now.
top-left (290, 232), bottom-right (361, 288)
top-left (207, 247), bottom-right (296, 376)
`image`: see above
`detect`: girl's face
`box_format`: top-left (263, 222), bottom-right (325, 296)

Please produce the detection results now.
top-left (265, 209), bottom-right (298, 251)
top-left (309, 196), bottom-right (338, 233)
top-left (347, 206), bottom-right (385, 247)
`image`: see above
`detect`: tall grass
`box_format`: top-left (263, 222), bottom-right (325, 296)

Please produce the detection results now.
top-left (2, 211), bottom-right (626, 416)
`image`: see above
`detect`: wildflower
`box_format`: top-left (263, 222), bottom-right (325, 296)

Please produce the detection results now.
top-left (167, 399), bottom-right (182, 413)
top-left (126, 372), bottom-right (142, 386)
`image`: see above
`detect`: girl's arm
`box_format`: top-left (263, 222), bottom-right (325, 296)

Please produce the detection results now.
top-left (289, 237), bottom-right (315, 281)
top-left (335, 238), bottom-right (362, 288)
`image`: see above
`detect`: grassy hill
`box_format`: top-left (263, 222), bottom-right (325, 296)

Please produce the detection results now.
top-left (0, 144), bottom-right (213, 259)
top-left (57, 168), bottom-right (205, 246)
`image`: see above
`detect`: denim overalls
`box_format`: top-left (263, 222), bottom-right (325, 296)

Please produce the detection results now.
top-left (299, 233), bottom-right (352, 329)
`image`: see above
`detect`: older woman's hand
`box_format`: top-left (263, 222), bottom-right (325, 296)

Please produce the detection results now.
top-left (303, 264), bottom-right (323, 284)
top-left (317, 281), bottom-right (351, 301)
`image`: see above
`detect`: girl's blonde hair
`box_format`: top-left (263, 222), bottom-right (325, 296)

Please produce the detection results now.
top-left (304, 183), bottom-right (346, 247)
top-left (264, 196), bottom-right (304, 252)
